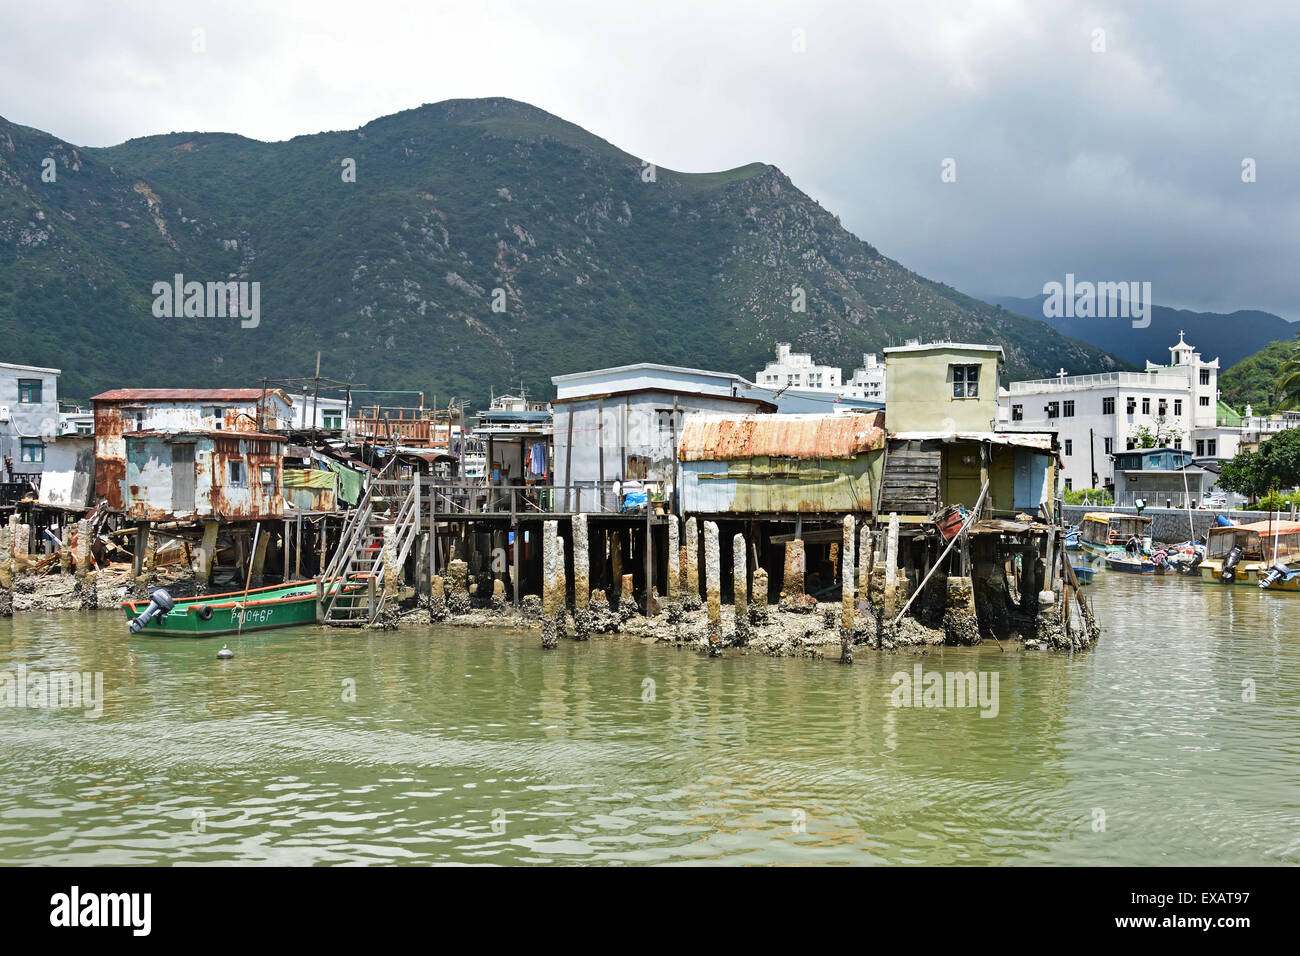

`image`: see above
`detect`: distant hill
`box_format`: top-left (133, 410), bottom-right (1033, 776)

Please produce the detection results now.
top-left (2, 97), bottom-right (1124, 403)
top-left (987, 294), bottom-right (1295, 371)
top-left (1219, 337), bottom-right (1300, 414)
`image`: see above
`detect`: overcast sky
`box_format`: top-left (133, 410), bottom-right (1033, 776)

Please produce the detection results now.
top-left (2, 0), bottom-right (1296, 319)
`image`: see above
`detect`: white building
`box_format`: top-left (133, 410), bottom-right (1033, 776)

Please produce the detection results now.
top-left (0, 361), bottom-right (60, 482)
top-left (284, 391), bottom-right (348, 431)
top-left (753, 343), bottom-right (886, 400)
top-left (755, 343), bottom-right (841, 390)
top-left (845, 352), bottom-right (886, 401)
top-left (998, 333), bottom-right (1241, 491)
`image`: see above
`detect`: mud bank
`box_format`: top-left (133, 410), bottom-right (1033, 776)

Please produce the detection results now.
top-left (397, 597), bottom-right (1077, 659)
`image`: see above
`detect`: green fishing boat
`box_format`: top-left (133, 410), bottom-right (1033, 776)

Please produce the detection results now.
top-left (122, 579), bottom-right (364, 637)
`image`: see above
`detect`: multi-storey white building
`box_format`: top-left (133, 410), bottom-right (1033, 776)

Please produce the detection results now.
top-left (754, 344), bottom-right (886, 399)
top-left (845, 352), bottom-right (886, 400)
top-left (998, 333), bottom-right (1241, 491)
top-left (755, 343), bottom-right (842, 389)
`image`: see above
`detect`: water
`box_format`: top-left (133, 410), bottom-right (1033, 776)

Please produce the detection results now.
top-left (2, 573), bottom-right (1297, 865)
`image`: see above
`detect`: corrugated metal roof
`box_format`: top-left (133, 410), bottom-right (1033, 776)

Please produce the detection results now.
top-left (889, 430), bottom-right (1056, 451)
top-left (126, 429), bottom-right (287, 442)
top-left (678, 412), bottom-right (885, 461)
top-left (1238, 519), bottom-right (1300, 534)
top-left (90, 388), bottom-right (287, 403)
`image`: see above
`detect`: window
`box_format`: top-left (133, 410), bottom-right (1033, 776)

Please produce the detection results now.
top-left (133, 411), bottom-right (145, 431)
top-left (1064, 439), bottom-right (1073, 456)
top-left (1046, 401), bottom-right (1059, 418)
top-left (1103, 397), bottom-right (1115, 415)
top-left (1158, 400), bottom-right (1167, 417)
top-left (229, 461), bottom-right (245, 486)
top-left (1104, 438), bottom-right (1114, 454)
top-left (1200, 369), bottom-right (1210, 385)
top-left (1064, 478), bottom-right (1073, 490)
top-left (260, 465), bottom-right (275, 488)
top-left (1126, 438), bottom-right (1136, 450)
top-left (951, 364), bottom-right (980, 398)
top-left (1142, 398), bottom-right (1151, 415)
top-left (17, 379), bottom-right (42, 404)
top-left (1207, 439), bottom-right (1217, 456)
top-left (323, 410), bottom-right (343, 430)
top-left (1127, 397), bottom-right (1136, 414)
top-left (20, 439), bottom-right (43, 463)
top-left (1063, 400), bottom-right (1075, 418)
top-left (1199, 396), bottom-right (1210, 407)
top-left (1011, 404), bottom-right (1023, 422)
top-left (1174, 399), bottom-right (1182, 416)
top-left (1196, 440), bottom-right (1205, 456)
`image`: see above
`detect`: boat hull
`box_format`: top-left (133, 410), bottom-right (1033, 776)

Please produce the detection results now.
top-left (1105, 556), bottom-right (1169, 574)
top-left (122, 580), bottom-right (356, 637)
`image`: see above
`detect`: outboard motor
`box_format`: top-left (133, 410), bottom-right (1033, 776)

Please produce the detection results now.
top-left (1221, 547), bottom-right (1244, 582)
top-left (1260, 562), bottom-right (1290, 589)
top-left (128, 588), bottom-right (175, 633)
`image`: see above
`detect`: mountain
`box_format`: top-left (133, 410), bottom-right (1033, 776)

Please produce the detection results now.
top-left (2, 97), bottom-right (1124, 404)
top-left (986, 294), bottom-right (1295, 371)
top-left (1219, 337), bottom-right (1300, 414)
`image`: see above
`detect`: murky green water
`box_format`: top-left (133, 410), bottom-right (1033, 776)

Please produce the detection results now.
top-left (1, 572), bottom-right (1297, 865)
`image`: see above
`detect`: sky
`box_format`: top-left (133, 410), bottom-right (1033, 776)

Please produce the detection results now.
top-left (2, 0), bottom-right (1297, 319)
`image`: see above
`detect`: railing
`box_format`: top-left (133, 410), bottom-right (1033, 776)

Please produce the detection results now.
top-left (427, 480), bottom-right (637, 516)
top-left (318, 459), bottom-right (394, 623)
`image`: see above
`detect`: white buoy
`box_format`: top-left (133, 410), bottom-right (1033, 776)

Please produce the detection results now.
top-left (217, 644), bottom-right (233, 660)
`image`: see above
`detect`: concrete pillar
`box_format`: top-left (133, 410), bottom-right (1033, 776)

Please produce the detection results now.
top-left (666, 515), bottom-right (680, 606)
top-left (541, 520), bottom-right (559, 649)
top-left (781, 539), bottom-right (805, 602)
top-left (704, 520), bottom-right (721, 655)
top-left (841, 515), bottom-right (855, 664)
top-left (555, 536), bottom-right (569, 640)
top-left (0, 524), bottom-right (12, 617)
top-left (751, 567), bottom-right (769, 624)
top-left (74, 518), bottom-right (97, 609)
top-left (884, 513), bottom-right (900, 619)
top-left (429, 574), bottom-right (448, 622)
top-left (572, 514), bottom-right (591, 640)
top-left (858, 525), bottom-right (871, 599)
top-left (732, 532), bottom-right (750, 645)
top-left (684, 517), bottom-right (701, 610)
top-left (446, 558), bottom-right (470, 614)
top-left (59, 524), bottom-right (73, 575)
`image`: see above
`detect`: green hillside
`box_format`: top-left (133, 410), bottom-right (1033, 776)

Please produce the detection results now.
top-left (2, 97), bottom-right (1124, 406)
top-left (1219, 336), bottom-right (1300, 414)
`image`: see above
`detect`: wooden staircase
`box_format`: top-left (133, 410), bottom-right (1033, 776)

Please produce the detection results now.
top-left (318, 462), bottom-right (421, 626)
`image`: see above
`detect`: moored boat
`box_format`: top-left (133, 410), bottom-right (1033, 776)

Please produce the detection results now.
top-left (122, 579), bottom-right (364, 637)
top-left (1198, 520), bottom-right (1300, 586)
top-left (1078, 512), bottom-right (1153, 558)
top-left (1104, 553), bottom-right (1171, 574)
top-left (1260, 562), bottom-right (1300, 592)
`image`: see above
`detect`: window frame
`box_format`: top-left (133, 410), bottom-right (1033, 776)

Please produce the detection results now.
top-left (17, 379), bottom-right (42, 404)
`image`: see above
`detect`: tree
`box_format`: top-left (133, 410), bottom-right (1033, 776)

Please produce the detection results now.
top-left (1130, 416), bottom-right (1184, 449)
top-left (1218, 428), bottom-right (1300, 505)
top-left (1218, 449), bottom-right (1270, 505)
top-left (1276, 331), bottom-right (1300, 409)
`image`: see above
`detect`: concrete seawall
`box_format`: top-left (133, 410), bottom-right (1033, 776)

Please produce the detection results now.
top-left (1063, 505), bottom-right (1299, 545)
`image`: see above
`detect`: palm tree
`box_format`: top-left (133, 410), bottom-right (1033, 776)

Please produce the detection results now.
top-left (1278, 331), bottom-right (1300, 409)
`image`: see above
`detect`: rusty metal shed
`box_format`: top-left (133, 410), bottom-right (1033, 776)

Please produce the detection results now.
top-left (677, 412), bottom-right (886, 516)
top-left (92, 387), bottom-right (293, 510)
top-left (121, 430), bottom-right (286, 522)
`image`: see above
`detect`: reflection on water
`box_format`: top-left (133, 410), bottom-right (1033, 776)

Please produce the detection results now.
top-left (1, 572), bottom-right (1297, 865)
